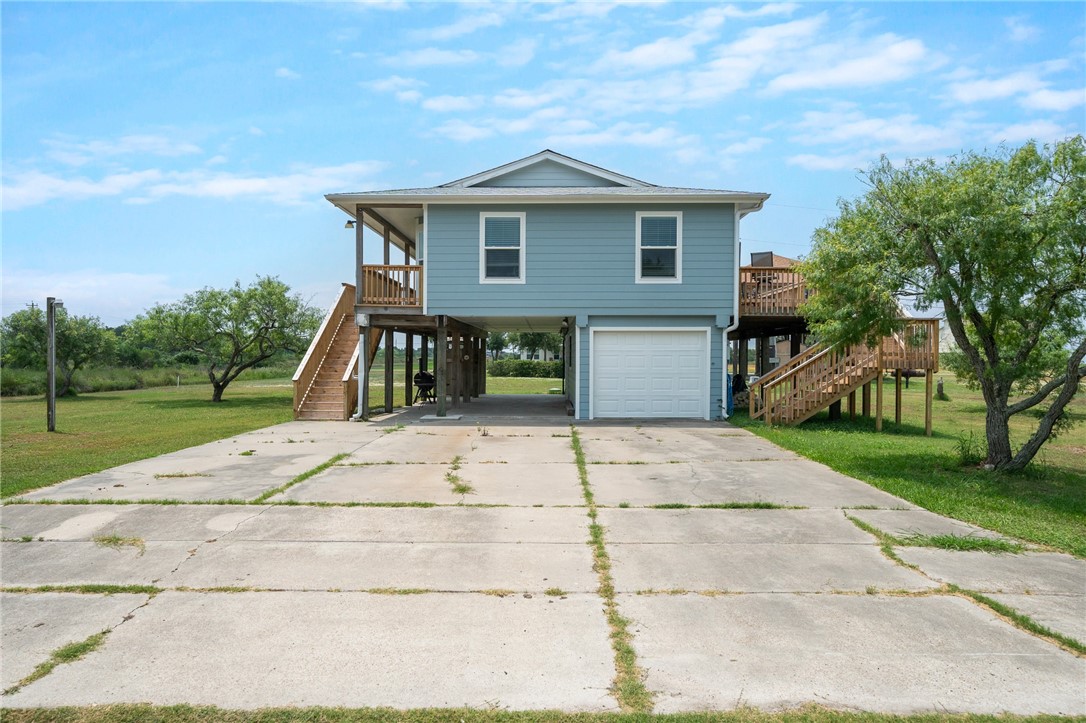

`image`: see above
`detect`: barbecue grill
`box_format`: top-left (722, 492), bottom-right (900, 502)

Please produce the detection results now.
top-left (413, 371), bottom-right (436, 403)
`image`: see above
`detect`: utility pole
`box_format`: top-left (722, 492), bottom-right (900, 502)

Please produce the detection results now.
top-left (46, 297), bottom-right (64, 432)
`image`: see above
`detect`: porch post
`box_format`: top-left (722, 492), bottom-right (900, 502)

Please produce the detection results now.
top-left (384, 330), bottom-right (394, 413)
top-left (435, 318), bottom-right (447, 417)
top-left (405, 332), bottom-right (414, 407)
top-left (925, 369), bottom-right (934, 437)
top-left (420, 334), bottom-right (429, 372)
top-left (848, 390), bottom-right (856, 420)
top-left (360, 322), bottom-right (372, 421)
top-left (862, 382), bottom-right (871, 417)
top-left (737, 339), bottom-right (748, 379)
top-left (461, 334), bottom-right (471, 404)
top-left (790, 333), bottom-right (801, 360)
top-left (894, 369), bottom-right (902, 425)
top-left (355, 206), bottom-right (366, 305)
top-left (450, 330), bottom-right (461, 408)
top-left (875, 371), bottom-right (884, 432)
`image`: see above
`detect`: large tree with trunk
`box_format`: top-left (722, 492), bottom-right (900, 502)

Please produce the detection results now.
top-left (145, 276), bottom-right (320, 402)
top-left (801, 136), bottom-right (1085, 471)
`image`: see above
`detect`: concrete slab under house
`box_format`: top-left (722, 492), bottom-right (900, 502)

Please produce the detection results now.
top-left (294, 149), bottom-right (938, 431)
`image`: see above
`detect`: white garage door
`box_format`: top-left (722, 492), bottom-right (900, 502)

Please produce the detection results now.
top-left (592, 330), bottom-right (708, 419)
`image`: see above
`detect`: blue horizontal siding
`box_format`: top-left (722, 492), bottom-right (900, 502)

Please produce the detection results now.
top-left (476, 160), bottom-right (622, 187)
top-left (426, 203), bottom-right (735, 318)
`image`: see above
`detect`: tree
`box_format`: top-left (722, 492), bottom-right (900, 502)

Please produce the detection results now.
top-left (510, 332), bottom-right (562, 360)
top-left (486, 332), bottom-right (508, 360)
top-left (146, 276), bottom-right (321, 402)
top-left (0, 307), bottom-right (112, 396)
top-left (801, 137), bottom-right (1085, 471)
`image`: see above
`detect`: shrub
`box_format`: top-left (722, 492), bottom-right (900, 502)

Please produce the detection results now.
top-left (487, 359), bottom-right (562, 378)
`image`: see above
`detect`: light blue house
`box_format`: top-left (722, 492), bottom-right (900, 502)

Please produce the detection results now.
top-left (296, 150), bottom-right (767, 421)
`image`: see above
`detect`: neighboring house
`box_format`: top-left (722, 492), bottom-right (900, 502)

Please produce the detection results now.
top-left (297, 149), bottom-right (768, 421)
top-left (518, 349), bottom-right (557, 362)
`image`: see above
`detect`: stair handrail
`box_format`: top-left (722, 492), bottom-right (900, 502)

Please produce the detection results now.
top-left (293, 283), bottom-right (355, 415)
top-left (763, 343), bottom-right (879, 425)
top-left (748, 343), bottom-right (825, 419)
top-left (340, 343), bottom-right (360, 421)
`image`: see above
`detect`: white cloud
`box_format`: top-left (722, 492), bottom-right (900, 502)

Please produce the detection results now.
top-left (1021, 88), bottom-right (1085, 112)
top-left (948, 71), bottom-right (1044, 103)
top-left (248, 126), bottom-right (266, 136)
top-left (396, 90), bottom-right (423, 103)
top-left (2, 169), bottom-right (164, 210)
top-left (792, 109), bottom-right (961, 152)
top-left (364, 75), bottom-right (426, 92)
top-left (990, 120), bottom-right (1069, 145)
top-left (766, 36), bottom-right (931, 93)
top-left (421, 95), bottom-right (481, 112)
top-left (493, 87), bottom-right (570, 109)
top-left (275, 67), bottom-right (300, 79)
top-left (44, 134), bottom-right (202, 166)
top-left (1004, 16), bottom-right (1040, 43)
top-left (384, 48), bottom-right (480, 67)
top-left (425, 12), bottom-right (504, 41)
top-left (433, 119), bottom-right (495, 142)
top-left (546, 121), bottom-right (699, 150)
top-left (722, 137), bottom-right (771, 155)
top-left (2, 162), bottom-right (387, 211)
top-left (140, 162), bottom-right (387, 205)
top-left (787, 153), bottom-right (868, 171)
top-left (0, 268), bottom-right (183, 323)
top-left (593, 33), bottom-right (703, 73)
top-left (497, 39), bottom-right (538, 67)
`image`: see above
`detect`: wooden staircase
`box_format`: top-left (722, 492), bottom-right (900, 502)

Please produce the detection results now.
top-left (293, 284), bottom-right (377, 421)
top-left (750, 319), bottom-right (938, 426)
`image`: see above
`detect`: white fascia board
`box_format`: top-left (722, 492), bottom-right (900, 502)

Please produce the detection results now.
top-left (327, 193), bottom-right (770, 212)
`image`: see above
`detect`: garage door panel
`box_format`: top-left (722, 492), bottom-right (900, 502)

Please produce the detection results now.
top-left (593, 330), bottom-right (708, 420)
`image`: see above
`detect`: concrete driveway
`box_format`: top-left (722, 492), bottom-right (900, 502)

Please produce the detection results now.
top-left (2, 401), bottom-right (1083, 714)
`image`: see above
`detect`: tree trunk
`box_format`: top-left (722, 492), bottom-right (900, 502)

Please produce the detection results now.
top-left (984, 405), bottom-right (1013, 469)
top-left (58, 366), bottom-right (76, 397)
top-left (211, 382), bottom-right (226, 402)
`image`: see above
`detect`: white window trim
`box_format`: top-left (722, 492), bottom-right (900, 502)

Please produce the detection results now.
top-left (635, 211), bottom-right (682, 284)
top-left (479, 211), bottom-right (526, 284)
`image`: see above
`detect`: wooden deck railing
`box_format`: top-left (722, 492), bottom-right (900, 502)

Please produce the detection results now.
top-left (293, 283), bottom-right (355, 415)
top-left (361, 265), bottom-right (422, 307)
top-left (881, 319), bottom-right (939, 371)
top-left (749, 318), bottom-right (939, 425)
top-left (739, 267), bottom-right (809, 316)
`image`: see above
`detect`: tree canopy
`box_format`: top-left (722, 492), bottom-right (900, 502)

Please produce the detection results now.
top-left (801, 136), bottom-right (1085, 471)
top-left (0, 307), bottom-right (111, 396)
top-left (144, 276), bottom-right (320, 402)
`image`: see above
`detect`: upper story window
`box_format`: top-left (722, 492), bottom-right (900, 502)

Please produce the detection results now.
top-left (636, 211), bottom-right (682, 283)
top-left (480, 212), bottom-right (526, 284)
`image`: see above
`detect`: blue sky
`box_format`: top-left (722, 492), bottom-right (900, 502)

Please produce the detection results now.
top-left (3, 1), bottom-right (1084, 325)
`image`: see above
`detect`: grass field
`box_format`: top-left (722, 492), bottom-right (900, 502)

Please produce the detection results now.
top-left (731, 376), bottom-right (1086, 557)
top-left (0, 376), bottom-right (562, 498)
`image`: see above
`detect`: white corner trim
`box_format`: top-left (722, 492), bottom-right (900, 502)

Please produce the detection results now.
top-left (422, 203), bottom-right (429, 316)
top-left (479, 211), bottom-right (527, 285)
top-left (574, 324), bottom-right (582, 420)
top-left (634, 211), bottom-right (683, 284)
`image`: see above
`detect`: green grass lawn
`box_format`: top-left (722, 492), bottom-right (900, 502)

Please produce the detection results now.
top-left (732, 376), bottom-right (1086, 557)
top-left (1, 382), bottom-right (294, 499)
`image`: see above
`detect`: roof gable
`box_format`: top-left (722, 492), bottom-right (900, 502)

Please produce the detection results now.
top-left (441, 150), bottom-right (652, 189)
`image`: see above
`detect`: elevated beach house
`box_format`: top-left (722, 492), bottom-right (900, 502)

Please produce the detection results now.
top-left (295, 150), bottom-right (768, 421)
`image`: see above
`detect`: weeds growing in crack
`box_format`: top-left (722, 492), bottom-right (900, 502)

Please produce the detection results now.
top-left (252, 453), bottom-right (349, 503)
top-left (570, 425), bottom-right (651, 712)
top-left (3, 630), bottom-right (110, 696)
top-left (93, 534), bottom-right (145, 556)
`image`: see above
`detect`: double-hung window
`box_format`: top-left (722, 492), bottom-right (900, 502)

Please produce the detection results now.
top-left (636, 211), bottom-right (682, 283)
top-left (480, 212), bottom-right (526, 283)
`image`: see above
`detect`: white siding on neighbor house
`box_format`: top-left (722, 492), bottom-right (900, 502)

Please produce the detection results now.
top-left (474, 159), bottom-right (624, 187)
